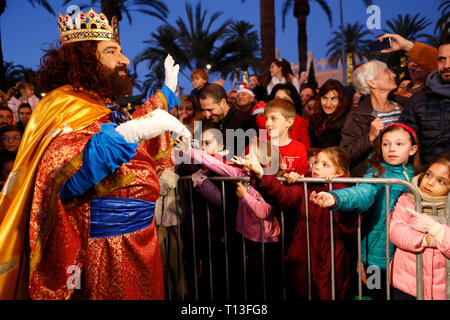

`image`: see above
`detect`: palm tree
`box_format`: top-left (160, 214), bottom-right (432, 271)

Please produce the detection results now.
top-left (240, 0), bottom-right (275, 82)
top-left (383, 13), bottom-right (432, 42)
top-left (281, 0), bottom-right (372, 75)
top-left (62, 0), bottom-right (168, 24)
top-left (0, 0), bottom-right (55, 91)
top-left (133, 62), bottom-right (165, 98)
top-left (435, 0), bottom-right (450, 35)
top-left (3, 61), bottom-right (39, 93)
top-left (211, 20), bottom-right (261, 83)
top-left (134, 2), bottom-right (233, 96)
top-left (381, 13), bottom-right (433, 81)
top-left (133, 24), bottom-right (185, 96)
top-left (326, 22), bottom-right (373, 85)
top-left (259, 0), bottom-right (275, 79)
top-left (281, 0), bottom-right (331, 74)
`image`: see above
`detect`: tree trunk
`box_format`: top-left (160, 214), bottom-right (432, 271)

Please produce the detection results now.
top-left (0, 17), bottom-right (6, 91)
top-left (294, 0), bottom-right (310, 75)
top-left (259, 0), bottom-right (275, 77)
top-left (0, 1), bottom-right (6, 91)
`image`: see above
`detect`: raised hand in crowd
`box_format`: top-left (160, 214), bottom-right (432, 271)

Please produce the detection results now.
top-left (232, 140), bottom-right (263, 179)
top-left (378, 33), bottom-right (414, 54)
top-left (368, 117), bottom-right (384, 143)
top-left (310, 191), bottom-right (336, 208)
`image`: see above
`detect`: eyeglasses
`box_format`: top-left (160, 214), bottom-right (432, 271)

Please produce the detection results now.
top-left (1, 135), bottom-right (21, 141)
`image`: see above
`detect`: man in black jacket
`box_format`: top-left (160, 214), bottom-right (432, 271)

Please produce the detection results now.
top-left (199, 83), bottom-right (258, 159)
top-left (399, 33), bottom-right (450, 165)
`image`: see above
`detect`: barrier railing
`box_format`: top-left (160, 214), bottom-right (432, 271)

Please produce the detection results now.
top-left (158, 176), bottom-right (449, 301)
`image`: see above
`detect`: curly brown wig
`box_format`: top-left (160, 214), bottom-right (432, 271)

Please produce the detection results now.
top-left (37, 41), bottom-right (133, 102)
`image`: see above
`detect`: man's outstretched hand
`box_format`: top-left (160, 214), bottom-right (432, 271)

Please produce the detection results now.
top-left (164, 54), bottom-right (180, 92)
top-left (115, 109), bottom-right (191, 143)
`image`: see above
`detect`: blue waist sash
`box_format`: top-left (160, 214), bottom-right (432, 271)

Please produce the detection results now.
top-left (89, 197), bottom-right (155, 238)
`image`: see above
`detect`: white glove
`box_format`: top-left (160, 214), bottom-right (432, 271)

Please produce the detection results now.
top-left (115, 109), bottom-right (191, 143)
top-left (405, 207), bottom-right (446, 243)
top-left (164, 54), bottom-right (180, 92)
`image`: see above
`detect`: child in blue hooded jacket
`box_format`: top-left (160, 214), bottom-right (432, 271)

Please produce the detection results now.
top-left (311, 123), bottom-right (420, 299)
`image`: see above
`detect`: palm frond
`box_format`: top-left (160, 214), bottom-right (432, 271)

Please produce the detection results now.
top-left (281, 0), bottom-right (294, 31)
top-left (313, 0), bottom-right (333, 26)
top-left (27, 0), bottom-right (55, 15)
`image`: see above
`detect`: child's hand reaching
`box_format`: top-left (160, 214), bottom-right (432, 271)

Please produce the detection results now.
top-left (283, 172), bottom-right (304, 184)
top-left (235, 182), bottom-right (248, 199)
top-left (232, 143), bottom-right (264, 179)
top-left (310, 191), bottom-right (336, 208)
top-left (174, 136), bottom-right (192, 156)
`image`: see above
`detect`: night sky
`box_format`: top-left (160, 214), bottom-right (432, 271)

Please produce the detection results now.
top-left (1, 0), bottom-right (442, 95)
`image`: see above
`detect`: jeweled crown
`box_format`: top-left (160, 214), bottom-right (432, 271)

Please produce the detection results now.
top-left (57, 8), bottom-right (120, 45)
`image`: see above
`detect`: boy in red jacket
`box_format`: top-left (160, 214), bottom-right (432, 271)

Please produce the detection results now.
top-left (263, 99), bottom-right (308, 175)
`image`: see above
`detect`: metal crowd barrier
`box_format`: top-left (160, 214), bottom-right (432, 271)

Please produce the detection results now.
top-left (158, 176), bottom-right (450, 301)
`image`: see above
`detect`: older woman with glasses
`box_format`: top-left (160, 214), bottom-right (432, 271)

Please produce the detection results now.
top-left (0, 125), bottom-right (22, 153)
top-left (340, 60), bottom-right (409, 176)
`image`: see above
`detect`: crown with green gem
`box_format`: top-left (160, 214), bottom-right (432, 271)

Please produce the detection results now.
top-left (57, 8), bottom-right (120, 45)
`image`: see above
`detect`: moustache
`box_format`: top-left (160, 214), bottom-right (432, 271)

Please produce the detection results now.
top-left (440, 68), bottom-right (450, 75)
top-left (115, 66), bottom-right (130, 76)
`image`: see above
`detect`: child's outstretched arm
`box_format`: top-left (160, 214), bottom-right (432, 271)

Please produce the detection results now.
top-left (234, 142), bottom-right (304, 211)
top-left (232, 141), bottom-right (264, 178)
top-left (313, 182), bottom-right (378, 213)
top-left (310, 191), bottom-right (337, 208)
top-left (176, 136), bottom-right (245, 178)
top-left (251, 174), bottom-right (304, 212)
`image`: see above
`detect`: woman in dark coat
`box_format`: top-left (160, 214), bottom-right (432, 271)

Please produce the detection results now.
top-left (339, 60), bottom-right (409, 177)
top-left (309, 79), bottom-right (350, 148)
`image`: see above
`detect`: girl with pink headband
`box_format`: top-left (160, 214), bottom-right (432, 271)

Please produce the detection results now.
top-left (310, 122), bottom-right (421, 300)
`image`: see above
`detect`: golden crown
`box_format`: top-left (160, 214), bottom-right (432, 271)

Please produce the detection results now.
top-left (57, 8), bottom-right (120, 45)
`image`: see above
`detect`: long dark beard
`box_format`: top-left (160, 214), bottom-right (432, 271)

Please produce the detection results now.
top-left (101, 66), bottom-right (134, 102)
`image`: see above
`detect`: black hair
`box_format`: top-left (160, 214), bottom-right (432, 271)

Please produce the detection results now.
top-left (199, 83), bottom-right (227, 104)
top-left (439, 32), bottom-right (450, 48)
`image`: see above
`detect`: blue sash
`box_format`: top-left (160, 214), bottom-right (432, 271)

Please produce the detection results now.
top-left (89, 197), bottom-right (155, 238)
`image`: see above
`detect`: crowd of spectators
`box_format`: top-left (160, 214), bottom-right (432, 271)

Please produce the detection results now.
top-left (2, 32), bottom-right (449, 301)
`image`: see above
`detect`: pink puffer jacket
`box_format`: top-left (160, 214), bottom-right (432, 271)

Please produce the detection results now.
top-left (389, 193), bottom-right (450, 300)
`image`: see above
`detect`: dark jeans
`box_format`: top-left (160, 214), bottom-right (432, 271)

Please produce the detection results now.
top-left (391, 286), bottom-right (416, 300)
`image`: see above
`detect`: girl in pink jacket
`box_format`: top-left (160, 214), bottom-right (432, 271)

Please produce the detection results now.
top-left (177, 137), bottom-right (282, 299)
top-left (389, 153), bottom-right (450, 300)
